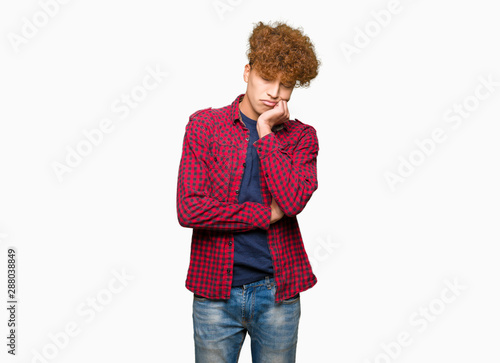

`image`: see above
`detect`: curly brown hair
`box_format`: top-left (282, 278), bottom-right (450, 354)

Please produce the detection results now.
top-left (246, 21), bottom-right (320, 88)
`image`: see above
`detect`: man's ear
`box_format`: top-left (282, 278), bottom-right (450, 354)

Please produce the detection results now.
top-left (243, 64), bottom-right (251, 83)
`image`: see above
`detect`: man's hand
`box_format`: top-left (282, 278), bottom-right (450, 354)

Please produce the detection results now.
top-left (270, 197), bottom-right (285, 224)
top-left (257, 100), bottom-right (290, 138)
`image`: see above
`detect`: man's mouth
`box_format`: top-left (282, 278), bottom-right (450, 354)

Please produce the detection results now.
top-left (261, 100), bottom-right (277, 107)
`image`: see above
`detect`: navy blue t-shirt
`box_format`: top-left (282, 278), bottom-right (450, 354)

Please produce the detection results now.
top-left (231, 110), bottom-right (274, 286)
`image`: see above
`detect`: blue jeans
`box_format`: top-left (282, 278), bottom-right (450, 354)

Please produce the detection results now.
top-left (193, 276), bottom-right (301, 363)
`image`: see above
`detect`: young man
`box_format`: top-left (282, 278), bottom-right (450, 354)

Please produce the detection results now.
top-left (176, 20), bottom-right (320, 362)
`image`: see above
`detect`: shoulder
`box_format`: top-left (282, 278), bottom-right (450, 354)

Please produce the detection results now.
top-left (188, 107), bottom-right (213, 123)
top-left (185, 107), bottom-right (213, 135)
top-left (288, 118), bottom-right (318, 139)
top-left (282, 118), bottom-right (319, 153)
top-left (187, 100), bottom-right (233, 127)
top-left (207, 102), bottom-right (234, 128)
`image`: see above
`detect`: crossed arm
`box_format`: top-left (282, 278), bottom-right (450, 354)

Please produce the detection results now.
top-left (176, 115), bottom-right (319, 231)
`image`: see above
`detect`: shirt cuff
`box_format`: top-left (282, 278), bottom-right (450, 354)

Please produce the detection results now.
top-left (251, 203), bottom-right (272, 230)
top-left (253, 132), bottom-right (281, 159)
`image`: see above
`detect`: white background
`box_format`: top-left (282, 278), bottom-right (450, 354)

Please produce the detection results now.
top-left (1, 0), bottom-right (499, 362)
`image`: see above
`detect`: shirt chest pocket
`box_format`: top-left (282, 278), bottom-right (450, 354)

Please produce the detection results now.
top-left (207, 139), bottom-right (232, 202)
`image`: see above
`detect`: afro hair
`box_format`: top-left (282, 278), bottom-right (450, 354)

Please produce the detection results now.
top-left (246, 21), bottom-right (320, 88)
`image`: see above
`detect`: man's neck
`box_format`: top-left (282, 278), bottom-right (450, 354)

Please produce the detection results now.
top-left (239, 94), bottom-right (259, 121)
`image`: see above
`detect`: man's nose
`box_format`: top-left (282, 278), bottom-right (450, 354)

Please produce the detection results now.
top-left (267, 80), bottom-right (281, 99)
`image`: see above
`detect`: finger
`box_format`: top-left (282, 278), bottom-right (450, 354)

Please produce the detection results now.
top-left (276, 101), bottom-right (287, 123)
top-left (276, 99), bottom-right (284, 113)
top-left (279, 100), bottom-right (287, 116)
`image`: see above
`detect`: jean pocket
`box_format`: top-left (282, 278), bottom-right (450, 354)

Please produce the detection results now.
top-left (193, 293), bottom-right (208, 301)
top-left (282, 293), bottom-right (300, 304)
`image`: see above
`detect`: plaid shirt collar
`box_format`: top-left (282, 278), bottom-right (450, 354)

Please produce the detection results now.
top-left (231, 93), bottom-right (288, 132)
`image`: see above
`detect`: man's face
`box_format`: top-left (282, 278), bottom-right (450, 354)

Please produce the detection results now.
top-left (242, 63), bottom-right (294, 120)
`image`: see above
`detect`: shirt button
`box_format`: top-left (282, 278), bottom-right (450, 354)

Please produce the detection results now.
top-left (235, 189), bottom-right (239, 194)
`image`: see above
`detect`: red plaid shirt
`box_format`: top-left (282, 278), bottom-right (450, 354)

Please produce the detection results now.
top-left (176, 93), bottom-right (319, 302)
